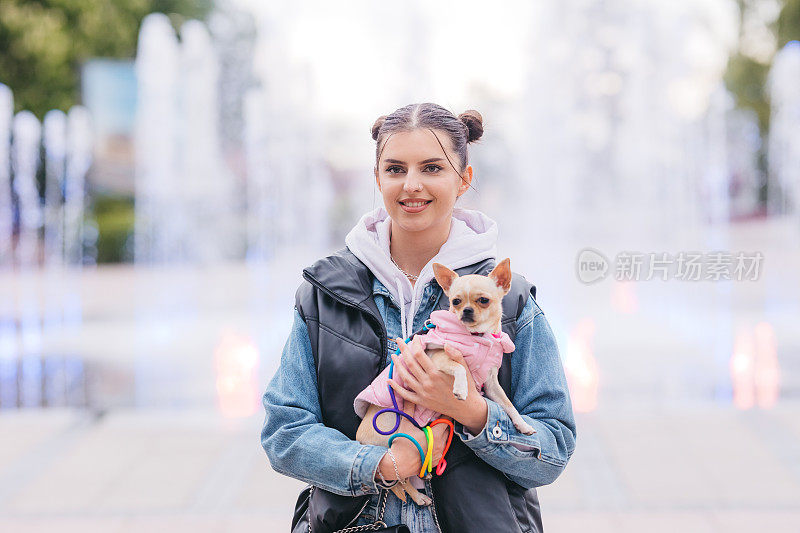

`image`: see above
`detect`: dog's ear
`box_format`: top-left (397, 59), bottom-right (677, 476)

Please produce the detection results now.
top-left (432, 263), bottom-right (458, 295)
top-left (488, 258), bottom-right (512, 293)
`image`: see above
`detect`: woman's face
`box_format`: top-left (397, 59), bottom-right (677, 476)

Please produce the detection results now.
top-left (374, 128), bottom-right (473, 234)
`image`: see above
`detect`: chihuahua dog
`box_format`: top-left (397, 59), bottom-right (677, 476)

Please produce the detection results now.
top-left (355, 258), bottom-right (534, 506)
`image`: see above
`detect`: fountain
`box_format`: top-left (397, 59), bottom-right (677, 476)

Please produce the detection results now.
top-left (0, 85), bottom-right (16, 407)
top-left (243, 89), bottom-right (275, 262)
top-left (768, 40), bottom-right (800, 219)
top-left (181, 20), bottom-right (241, 263)
top-left (134, 14), bottom-right (181, 265)
top-left (134, 14), bottom-right (243, 266)
top-left (43, 110), bottom-right (67, 266)
top-left (0, 79), bottom-right (93, 409)
top-left (64, 107), bottom-right (92, 266)
top-left (522, 0), bottom-right (739, 242)
top-left (0, 84), bottom-right (13, 267)
top-left (11, 111), bottom-right (42, 267)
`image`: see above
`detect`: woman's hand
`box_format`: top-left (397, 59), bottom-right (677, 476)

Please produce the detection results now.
top-left (383, 438), bottom-right (421, 480)
top-left (383, 413), bottom-right (451, 479)
top-left (388, 337), bottom-right (488, 435)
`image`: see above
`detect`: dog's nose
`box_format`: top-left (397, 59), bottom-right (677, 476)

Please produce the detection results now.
top-left (462, 307), bottom-right (474, 316)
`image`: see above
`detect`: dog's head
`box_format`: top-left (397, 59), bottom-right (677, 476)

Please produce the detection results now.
top-left (432, 258), bottom-right (511, 334)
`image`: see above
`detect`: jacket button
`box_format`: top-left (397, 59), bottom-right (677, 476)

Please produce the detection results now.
top-left (492, 426), bottom-right (503, 438)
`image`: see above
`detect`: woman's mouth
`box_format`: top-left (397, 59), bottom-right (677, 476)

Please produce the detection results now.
top-left (399, 200), bottom-right (432, 213)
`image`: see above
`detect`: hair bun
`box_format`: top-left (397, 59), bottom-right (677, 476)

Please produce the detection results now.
top-left (458, 110), bottom-right (484, 142)
top-left (371, 115), bottom-right (387, 140)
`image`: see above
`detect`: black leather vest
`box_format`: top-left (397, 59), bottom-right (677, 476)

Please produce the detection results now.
top-left (292, 248), bottom-right (543, 533)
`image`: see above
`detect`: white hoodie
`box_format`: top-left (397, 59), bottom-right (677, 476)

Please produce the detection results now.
top-left (344, 206), bottom-right (499, 342)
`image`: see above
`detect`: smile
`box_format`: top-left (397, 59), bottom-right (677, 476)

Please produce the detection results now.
top-left (399, 200), bottom-right (432, 213)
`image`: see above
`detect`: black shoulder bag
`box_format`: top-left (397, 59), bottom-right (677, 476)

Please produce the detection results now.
top-left (291, 485), bottom-right (409, 533)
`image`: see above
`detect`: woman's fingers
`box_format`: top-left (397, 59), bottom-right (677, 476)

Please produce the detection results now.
top-left (391, 353), bottom-right (421, 391)
top-left (396, 337), bottom-right (434, 382)
top-left (395, 337), bottom-right (426, 382)
top-left (388, 376), bottom-right (420, 405)
top-left (410, 336), bottom-right (437, 373)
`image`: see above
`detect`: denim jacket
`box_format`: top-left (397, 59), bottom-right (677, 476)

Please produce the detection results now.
top-left (261, 275), bottom-right (577, 500)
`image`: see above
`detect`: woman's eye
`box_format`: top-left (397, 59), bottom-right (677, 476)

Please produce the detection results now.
top-left (424, 164), bottom-right (442, 173)
top-left (452, 298), bottom-right (461, 306)
top-left (386, 166), bottom-right (404, 174)
top-left (478, 297), bottom-right (490, 304)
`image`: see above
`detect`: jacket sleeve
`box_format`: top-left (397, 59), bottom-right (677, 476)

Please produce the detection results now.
top-left (260, 307), bottom-right (388, 497)
top-left (452, 294), bottom-right (577, 488)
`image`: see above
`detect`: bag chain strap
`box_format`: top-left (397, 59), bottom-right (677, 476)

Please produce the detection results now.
top-left (334, 489), bottom-right (388, 532)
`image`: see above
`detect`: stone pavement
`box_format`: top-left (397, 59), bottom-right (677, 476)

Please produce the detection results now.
top-left (1, 404), bottom-right (798, 532)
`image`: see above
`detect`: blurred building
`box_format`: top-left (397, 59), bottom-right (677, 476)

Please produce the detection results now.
top-left (81, 59), bottom-right (137, 195)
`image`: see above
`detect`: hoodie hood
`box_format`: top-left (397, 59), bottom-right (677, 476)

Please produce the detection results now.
top-left (344, 206), bottom-right (498, 341)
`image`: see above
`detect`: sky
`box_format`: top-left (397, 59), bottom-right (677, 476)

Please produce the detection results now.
top-left (231, 0), bottom-right (536, 125)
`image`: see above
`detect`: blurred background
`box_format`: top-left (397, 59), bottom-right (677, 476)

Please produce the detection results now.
top-left (1, 0), bottom-right (799, 531)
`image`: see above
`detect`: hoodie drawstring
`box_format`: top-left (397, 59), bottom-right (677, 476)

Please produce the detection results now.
top-left (394, 277), bottom-right (409, 341)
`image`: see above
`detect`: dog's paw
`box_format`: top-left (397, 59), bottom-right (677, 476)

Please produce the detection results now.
top-left (452, 380), bottom-right (468, 400)
top-left (515, 420), bottom-right (535, 435)
top-left (411, 494), bottom-right (433, 506)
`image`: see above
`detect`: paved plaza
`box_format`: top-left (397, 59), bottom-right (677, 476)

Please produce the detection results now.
top-left (1, 405), bottom-right (799, 532)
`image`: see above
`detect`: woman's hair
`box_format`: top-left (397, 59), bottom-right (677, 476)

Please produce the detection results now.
top-left (371, 103), bottom-right (484, 174)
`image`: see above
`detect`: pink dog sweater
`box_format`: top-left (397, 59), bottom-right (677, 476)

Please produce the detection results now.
top-left (354, 309), bottom-right (516, 427)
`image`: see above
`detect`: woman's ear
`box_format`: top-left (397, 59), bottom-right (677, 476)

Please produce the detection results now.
top-left (457, 166), bottom-right (473, 196)
top-left (374, 167), bottom-right (381, 192)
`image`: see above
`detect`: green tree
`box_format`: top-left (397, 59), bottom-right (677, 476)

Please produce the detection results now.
top-left (723, 0), bottom-right (800, 204)
top-left (0, 0), bottom-right (212, 119)
top-left (777, 0), bottom-right (800, 45)
top-left (724, 1), bottom-right (772, 134)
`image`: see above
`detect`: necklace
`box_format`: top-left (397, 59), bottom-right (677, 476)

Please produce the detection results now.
top-left (390, 255), bottom-right (419, 281)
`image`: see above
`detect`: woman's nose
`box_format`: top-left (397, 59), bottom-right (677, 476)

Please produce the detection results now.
top-left (403, 172), bottom-right (423, 192)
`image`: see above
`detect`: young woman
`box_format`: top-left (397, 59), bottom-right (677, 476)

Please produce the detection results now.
top-left (261, 103), bottom-right (576, 533)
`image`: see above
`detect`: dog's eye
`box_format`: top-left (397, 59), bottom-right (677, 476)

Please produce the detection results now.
top-left (452, 298), bottom-right (461, 306)
top-left (478, 297), bottom-right (490, 304)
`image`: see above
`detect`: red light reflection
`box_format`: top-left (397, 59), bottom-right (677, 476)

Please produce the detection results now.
top-left (754, 322), bottom-right (780, 409)
top-left (730, 323), bottom-right (780, 410)
top-left (564, 318), bottom-right (599, 413)
top-left (214, 330), bottom-right (260, 418)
